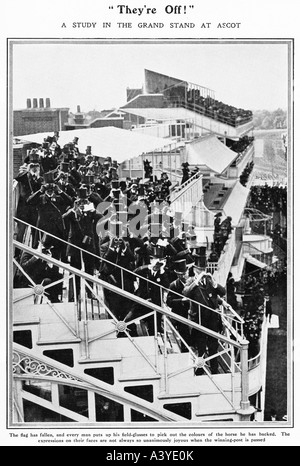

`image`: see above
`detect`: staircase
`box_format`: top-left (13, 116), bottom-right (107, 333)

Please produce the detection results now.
top-left (10, 228), bottom-right (257, 424)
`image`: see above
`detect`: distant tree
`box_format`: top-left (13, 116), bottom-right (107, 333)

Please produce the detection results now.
top-left (261, 115), bottom-right (272, 129)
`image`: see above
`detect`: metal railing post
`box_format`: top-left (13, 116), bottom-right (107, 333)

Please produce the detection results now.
top-left (237, 339), bottom-right (256, 420)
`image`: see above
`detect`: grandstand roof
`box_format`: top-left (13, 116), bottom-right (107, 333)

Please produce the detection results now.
top-left (16, 127), bottom-right (178, 163)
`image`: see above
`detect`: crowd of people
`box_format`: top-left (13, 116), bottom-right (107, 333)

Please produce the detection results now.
top-left (249, 184), bottom-right (287, 218)
top-left (13, 131), bottom-right (276, 374)
top-left (163, 85), bottom-right (253, 127)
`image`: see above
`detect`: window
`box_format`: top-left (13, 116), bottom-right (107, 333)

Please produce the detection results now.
top-left (22, 380), bottom-right (52, 401)
top-left (58, 385), bottom-right (88, 418)
top-left (23, 399), bottom-right (73, 423)
top-left (95, 394), bottom-right (124, 422)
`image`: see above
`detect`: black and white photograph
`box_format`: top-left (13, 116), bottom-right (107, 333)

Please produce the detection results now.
top-left (2, 0), bottom-right (298, 449)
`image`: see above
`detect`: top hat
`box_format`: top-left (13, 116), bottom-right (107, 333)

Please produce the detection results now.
top-left (86, 146), bottom-right (92, 154)
top-left (111, 180), bottom-right (120, 190)
top-left (174, 259), bottom-right (187, 274)
top-left (149, 245), bottom-right (165, 259)
top-left (73, 137), bottom-right (79, 143)
top-left (172, 237), bottom-right (187, 252)
top-left (83, 174), bottom-right (95, 184)
top-left (43, 171), bottom-right (56, 184)
top-left (60, 162), bottom-right (70, 173)
top-left (77, 187), bottom-right (88, 199)
top-left (215, 212), bottom-right (222, 217)
top-left (29, 150), bottom-right (40, 163)
top-left (104, 156), bottom-right (112, 164)
top-left (174, 249), bottom-right (194, 266)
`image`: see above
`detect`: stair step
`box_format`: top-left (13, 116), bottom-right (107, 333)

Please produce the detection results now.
top-left (158, 392), bottom-right (200, 400)
top-left (36, 337), bottom-right (82, 346)
top-left (119, 374), bottom-right (161, 382)
top-left (14, 318), bottom-right (40, 326)
top-left (78, 355), bottom-right (122, 364)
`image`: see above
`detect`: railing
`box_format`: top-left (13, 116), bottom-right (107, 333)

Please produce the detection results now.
top-left (212, 231), bottom-right (237, 287)
top-left (12, 216), bottom-right (261, 413)
top-left (12, 344), bottom-right (184, 423)
top-left (13, 217), bottom-right (244, 331)
top-left (169, 171), bottom-right (203, 216)
top-left (243, 241), bottom-right (273, 267)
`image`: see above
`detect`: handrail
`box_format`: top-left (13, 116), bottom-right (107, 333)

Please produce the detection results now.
top-left (169, 171), bottom-right (202, 203)
top-left (13, 239), bottom-right (243, 349)
top-left (13, 216), bottom-right (243, 328)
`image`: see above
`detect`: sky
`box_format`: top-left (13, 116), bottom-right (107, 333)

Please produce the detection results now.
top-left (11, 41), bottom-right (289, 114)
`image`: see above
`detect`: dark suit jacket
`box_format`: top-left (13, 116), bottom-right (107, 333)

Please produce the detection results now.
top-left (27, 190), bottom-right (73, 239)
top-left (183, 279), bottom-right (226, 331)
top-left (166, 278), bottom-right (189, 317)
top-left (62, 208), bottom-right (102, 256)
top-left (134, 264), bottom-right (170, 306)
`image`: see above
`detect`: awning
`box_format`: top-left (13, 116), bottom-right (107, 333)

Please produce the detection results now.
top-left (15, 127), bottom-right (177, 164)
top-left (244, 253), bottom-right (268, 269)
top-left (223, 180), bottom-right (250, 225)
top-left (185, 135), bottom-right (238, 173)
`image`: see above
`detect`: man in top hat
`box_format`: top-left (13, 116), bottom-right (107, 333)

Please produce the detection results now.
top-left (55, 162), bottom-right (77, 200)
top-left (99, 220), bottom-right (135, 321)
top-left (62, 186), bottom-right (102, 299)
top-left (214, 212), bottom-right (222, 234)
top-left (14, 160), bottom-right (43, 254)
top-left (166, 259), bottom-right (192, 352)
top-left (27, 171), bottom-right (73, 257)
top-left (124, 244), bottom-right (170, 335)
top-left (24, 148), bottom-right (41, 165)
top-left (183, 271), bottom-right (226, 374)
top-left (72, 136), bottom-right (80, 156)
top-left (39, 142), bottom-right (59, 173)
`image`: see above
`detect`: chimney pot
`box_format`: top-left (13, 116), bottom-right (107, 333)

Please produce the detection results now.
top-left (45, 98), bottom-right (51, 108)
top-left (39, 98), bottom-right (44, 108)
top-left (77, 105), bottom-right (81, 113)
top-left (26, 98), bottom-right (31, 109)
top-left (33, 98), bottom-right (38, 108)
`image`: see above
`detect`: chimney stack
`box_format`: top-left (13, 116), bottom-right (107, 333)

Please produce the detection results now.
top-left (26, 98), bottom-right (31, 109)
top-left (39, 98), bottom-right (44, 108)
top-left (45, 98), bottom-right (51, 108)
top-left (33, 98), bottom-right (38, 108)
